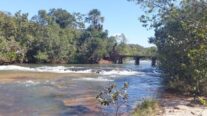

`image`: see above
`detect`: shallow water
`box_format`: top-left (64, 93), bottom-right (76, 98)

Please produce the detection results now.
top-left (0, 61), bottom-right (161, 116)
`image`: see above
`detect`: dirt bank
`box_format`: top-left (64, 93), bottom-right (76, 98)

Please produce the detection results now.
top-left (160, 93), bottom-right (207, 116)
top-left (98, 59), bottom-right (113, 64)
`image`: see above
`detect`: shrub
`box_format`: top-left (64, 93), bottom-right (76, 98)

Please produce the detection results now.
top-left (132, 99), bottom-right (161, 116)
top-left (96, 82), bottom-right (128, 116)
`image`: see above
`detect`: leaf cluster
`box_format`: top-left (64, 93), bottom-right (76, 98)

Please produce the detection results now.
top-left (96, 82), bottom-right (129, 115)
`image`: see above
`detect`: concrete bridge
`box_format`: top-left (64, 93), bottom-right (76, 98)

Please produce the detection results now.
top-left (115, 55), bottom-right (157, 66)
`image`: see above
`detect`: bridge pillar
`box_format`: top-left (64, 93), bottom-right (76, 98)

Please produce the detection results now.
top-left (151, 57), bottom-right (156, 67)
top-left (118, 57), bottom-right (123, 64)
top-left (135, 57), bottom-right (140, 65)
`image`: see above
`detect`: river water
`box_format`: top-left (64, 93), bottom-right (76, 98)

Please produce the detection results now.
top-left (0, 60), bottom-right (161, 116)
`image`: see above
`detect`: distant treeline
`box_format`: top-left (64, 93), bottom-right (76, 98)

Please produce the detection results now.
top-left (0, 9), bottom-right (156, 64)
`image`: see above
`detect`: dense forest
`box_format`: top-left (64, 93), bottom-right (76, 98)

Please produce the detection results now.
top-left (130, 0), bottom-right (207, 96)
top-left (0, 9), bottom-right (156, 64)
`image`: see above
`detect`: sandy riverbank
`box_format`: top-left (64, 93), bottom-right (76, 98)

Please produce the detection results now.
top-left (160, 93), bottom-right (207, 116)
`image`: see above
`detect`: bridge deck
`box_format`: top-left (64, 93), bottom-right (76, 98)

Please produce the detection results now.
top-left (115, 55), bottom-right (157, 66)
top-left (119, 55), bottom-right (156, 59)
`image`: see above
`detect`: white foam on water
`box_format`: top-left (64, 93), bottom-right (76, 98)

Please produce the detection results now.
top-left (99, 70), bottom-right (140, 76)
top-left (0, 65), bottom-right (145, 76)
top-left (16, 80), bottom-right (57, 87)
top-left (153, 70), bottom-right (160, 75)
top-left (73, 76), bottom-right (113, 82)
top-left (0, 65), bottom-right (33, 71)
top-left (16, 80), bottom-right (40, 87)
top-left (0, 65), bottom-right (92, 73)
top-left (35, 66), bottom-right (92, 73)
top-left (140, 60), bottom-right (151, 63)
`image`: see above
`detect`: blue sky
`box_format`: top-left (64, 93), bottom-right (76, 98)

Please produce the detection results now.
top-left (0, 0), bottom-right (154, 47)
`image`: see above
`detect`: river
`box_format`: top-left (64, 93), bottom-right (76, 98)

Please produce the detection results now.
top-left (0, 60), bottom-right (161, 116)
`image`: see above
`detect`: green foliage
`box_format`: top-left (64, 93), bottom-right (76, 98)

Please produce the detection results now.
top-left (130, 0), bottom-right (207, 95)
top-left (0, 35), bottom-right (23, 64)
top-left (0, 9), bottom-right (111, 64)
top-left (35, 51), bottom-right (48, 63)
top-left (132, 99), bottom-right (161, 116)
top-left (0, 8), bottom-right (153, 64)
top-left (198, 97), bottom-right (207, 107)
top-left (85, 9), bottom-right (104, 31)
top-left (112, 33), bottom-right (157, 57)
top-left (96, 82), bottom-right (128, 116)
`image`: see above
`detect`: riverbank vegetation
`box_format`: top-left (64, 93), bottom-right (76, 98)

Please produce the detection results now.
top-left (129, 0), bottom-right (207, 96)
top-left (96, 82), bottom-right (128, 116)
top-left (132, 99), bottom-right (161, 116)
top-left (0, 9), bottom-right (156, 64)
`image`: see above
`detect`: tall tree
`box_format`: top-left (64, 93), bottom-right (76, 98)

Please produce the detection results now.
top-left (85, 9), bottom-right (104, 31)
top-left (48, 8), bottom-right (76, 28)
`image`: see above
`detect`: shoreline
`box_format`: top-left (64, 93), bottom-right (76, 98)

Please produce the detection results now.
top-left (159, 92), bottom-right (207, 116)
top-left (0, 59), bottom-right (114, 65)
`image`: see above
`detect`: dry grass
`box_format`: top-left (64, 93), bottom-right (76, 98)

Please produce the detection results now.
top-left (132, 99), bottom-right (162, 116)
